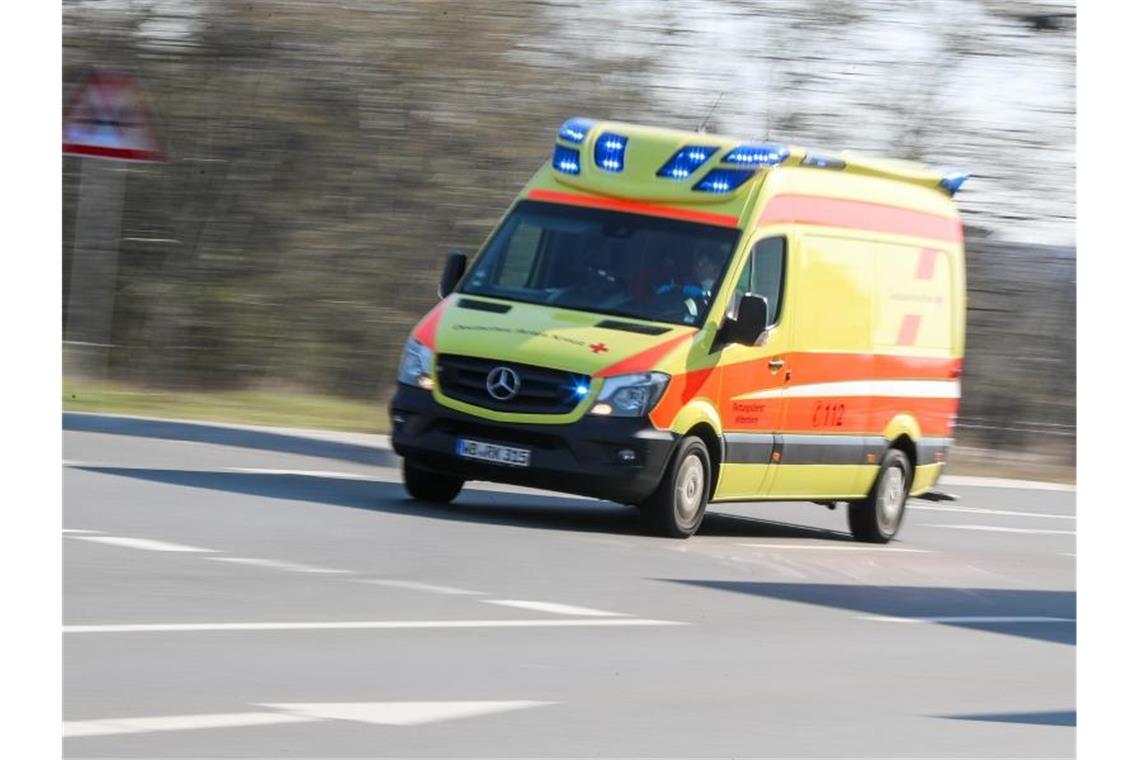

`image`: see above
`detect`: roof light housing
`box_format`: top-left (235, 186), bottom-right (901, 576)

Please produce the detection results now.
top-left (801, 154), bottom-right (846, 170)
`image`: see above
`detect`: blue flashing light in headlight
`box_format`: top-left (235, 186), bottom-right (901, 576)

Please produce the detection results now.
top-left (694, 168), bottom-right (755, 193)
top-left (657, 144), bottom-right (718, 180)
top-left (558, 117), bottom-right (594, 144)
top-left (939, 170), bottom-right (969, 195)
top-left (722, 143), bottom-right (789, 166)
top-left (594, 132), bottom-right (628, 173)
top-left (574, 383), bottom-right (590, 397)
top-left (801, 153), bottom-right (846, 170)
top-left (552, 145), bottom-right (581, 175)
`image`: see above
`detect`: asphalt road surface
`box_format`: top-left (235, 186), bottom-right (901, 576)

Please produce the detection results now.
top-left (63, 415), bottom-right (1075, 758)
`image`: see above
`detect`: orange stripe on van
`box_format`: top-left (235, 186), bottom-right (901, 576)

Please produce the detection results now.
top-left (528, 189), bottom-right (740, 228)
top-left (411, 300), bottom-right (447, 350)
top-left (757, 194), bottom-right (963, 243)
top-left (597, 332), bottom-right (695, 378)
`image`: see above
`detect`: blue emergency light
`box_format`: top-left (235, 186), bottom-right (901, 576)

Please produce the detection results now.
top-left (657, 145), bottom-right (719, 180)
top-left (552, 145), bottom-right (581, 175)
top-left (694, 168), bottom-right (755, 193)
top-left (594, 133), bottom-right (629, 173)
top-left (558, 117), bottom-right (594, 144)
top-left (722, 143), bottom-right (789, 166)
top-left (939, 170), bottom-right (969, 195)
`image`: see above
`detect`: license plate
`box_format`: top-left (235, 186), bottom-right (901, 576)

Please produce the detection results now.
top-left (455, 438), bottom-right (531, 467)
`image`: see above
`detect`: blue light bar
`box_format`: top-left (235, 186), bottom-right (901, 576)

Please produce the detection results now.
top-left (657, 144), bottom-right (719, 180)
top-left (694, 168), bottom-right (755, 193)
top-left (552, 145), bottom-right (581, 175)
top-left (801, 154), bottom-right (846, 170)
top-left (594, 132), bottom-right (628, 173)
top-left (722, 143), bottom-right (789, 166)
top-left (558, 117), bottom-right (594, 144)
top-left (939, 170), bottom-right (969, 195)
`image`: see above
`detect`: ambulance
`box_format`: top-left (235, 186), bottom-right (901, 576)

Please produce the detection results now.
top-left (389, 118), bottom-right (966, 542)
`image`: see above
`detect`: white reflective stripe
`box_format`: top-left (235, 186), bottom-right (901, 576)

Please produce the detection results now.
top-left (732, 379), bottom-right (960, 401)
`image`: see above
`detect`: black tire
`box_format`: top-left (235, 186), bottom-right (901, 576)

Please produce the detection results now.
top-left (402, 459), bottom-right (464, 504)
top-left (639, 436), bottom-right (711, 538)
top-left (848, 448), bottom-right (912, 543)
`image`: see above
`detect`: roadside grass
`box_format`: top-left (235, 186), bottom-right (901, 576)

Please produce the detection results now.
top-left (63, 380), bottom-right (390, 434)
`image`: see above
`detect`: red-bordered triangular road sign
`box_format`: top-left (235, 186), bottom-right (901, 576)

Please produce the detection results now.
top-left (63, 70), bottom-right (164, 162)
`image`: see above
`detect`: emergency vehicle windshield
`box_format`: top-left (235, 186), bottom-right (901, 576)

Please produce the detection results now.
top-left (460, 200), bottom-right (740, 326)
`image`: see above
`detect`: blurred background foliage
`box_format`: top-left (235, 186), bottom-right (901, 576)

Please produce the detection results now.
top-left (62, 0), bottom-right (1074, 458)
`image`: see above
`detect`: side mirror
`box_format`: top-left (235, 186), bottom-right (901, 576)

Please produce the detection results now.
top-left (439, 251), bottom-right (468, 298)
top-left (720, 293), bottom-right (768, 346)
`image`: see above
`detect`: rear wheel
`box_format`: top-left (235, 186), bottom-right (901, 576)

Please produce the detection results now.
top-left (848, 448), bottom-right (911, 543)
top-left (402, 459), bottom-right (464, 504)
top-left (640, 436), bottom-right (710, 538)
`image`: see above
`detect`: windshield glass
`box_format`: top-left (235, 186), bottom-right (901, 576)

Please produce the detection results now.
top-left (460, 200), bottom-right (741, 327)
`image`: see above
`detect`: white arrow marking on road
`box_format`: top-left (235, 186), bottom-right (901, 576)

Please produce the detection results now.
top-left (65, 701), bottom-right (552, 738)
top-left (927, 524), bottom-right (1076, 536)
top-left (67, 535), bottom-right (219, 552)
top-left (64, 618), bottom-right (684, 634)
top-left (261, 700), bottom-right (552, 726)
top-left (483, 600), bottom-right (627, 617)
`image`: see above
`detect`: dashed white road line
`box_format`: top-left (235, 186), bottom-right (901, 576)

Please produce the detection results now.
top-left (927, 524), bottom-right (1076, 536)
top-left (738, 543), bottom-right (930, 553)
top-left (67, 535), bottom-right (219, 553)
top-left (65, 700), bottom-right (553, 738)
top-left (205, 557), bottom-right (351, 574)
top-left (863, 615), bottom-right (1074, 624)
top-left (64, 618), bottom-right (684, 634)
top-left (910, 504), bottom-right (1075, 520)
top-left (62, 529), bottom-right (102, 534)
top-left (352, 578), bottom-right (484, 596)
top-left (483, 600), bottom-right (626, 617)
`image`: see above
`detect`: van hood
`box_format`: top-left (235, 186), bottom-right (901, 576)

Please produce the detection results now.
top-left (412, 295), bottom-right (697, 377)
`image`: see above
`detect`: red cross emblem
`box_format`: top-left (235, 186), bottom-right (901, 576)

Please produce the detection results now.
top-left (589, 342), bottom-right (609, 354)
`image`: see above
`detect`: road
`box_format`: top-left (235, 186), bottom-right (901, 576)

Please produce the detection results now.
top-left (63, 415), bottom-right (1075, 758)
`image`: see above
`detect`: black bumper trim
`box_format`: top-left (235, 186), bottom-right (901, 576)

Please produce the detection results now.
top-left (389, 385), bottom-right (677, 504)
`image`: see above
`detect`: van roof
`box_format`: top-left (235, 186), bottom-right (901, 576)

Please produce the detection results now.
top-left (543, 117), bottom-right (967, 206)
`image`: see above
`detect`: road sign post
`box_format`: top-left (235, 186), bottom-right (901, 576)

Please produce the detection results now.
top-left (63, 70), bottom-right (163, 377)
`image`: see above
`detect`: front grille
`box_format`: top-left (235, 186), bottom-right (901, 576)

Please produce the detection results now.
top-left (436, 354), bottom-right (584, 414)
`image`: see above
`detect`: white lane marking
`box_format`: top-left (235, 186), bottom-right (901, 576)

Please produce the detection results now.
top-left (62, 529), bottom-right (102, 534)
top-left (206, 557), bottom-right (351, 574)
top-left (1060, 552), bottom-right (1077, 557)
top-left (483, 600), bottom-right (626, 617)
top-left (65, 711), bottom-right (313, 738)
top-left (64, 618), bottom-right (684, 634)
top-left (68, 535), bottom-right (219, 553)
top-left (938, 475), bottom-right (1075, 492)
top-left (738, 543), bottom-right (930, 553)
top-left (352, 578), bottom-right (484, 596)
top-left (222, 467), bottom-right (367, 479)
top-left (928, 524), bottom-right (1076, 536)
top-left (863, 615), bottom-right (1074, 624)
top-left (910, 504), bottom-right (1075, 520)
top-left (64, 701), bottom-right (552, 738)
top-left (733, 379), bottom-right (959, 401)
top-left (262, 700), bottom-right (552, 726)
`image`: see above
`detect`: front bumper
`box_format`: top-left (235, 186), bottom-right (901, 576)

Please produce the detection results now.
top-left (389, 385), bottom-right (677, 504)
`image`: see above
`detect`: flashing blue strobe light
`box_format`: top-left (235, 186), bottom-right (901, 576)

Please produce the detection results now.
top-left (722, 143), bottom-right (789, 166)
top-left (694, 168), bottom-right (755, 193)
top-left (594, 132), bottom-right (628, 173)
top-left (552, 145), bottom-right (581, 175)
top-left (558, 117), bottom-right (594, 144)
top-left (939, 170), bottom-right (969, 195)
top-left (657, 145), bottom-right (719, 180)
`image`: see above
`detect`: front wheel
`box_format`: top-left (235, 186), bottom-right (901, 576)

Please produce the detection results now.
top-left (402, 459), bottom-right (464, 504)
top-left (848, 448), bottom-right (911, 543)
top-left (639, 436), bottom-right (711, 538)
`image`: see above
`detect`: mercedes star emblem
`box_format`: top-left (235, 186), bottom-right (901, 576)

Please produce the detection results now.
top-left (485, 366), bottom-right (521, 401)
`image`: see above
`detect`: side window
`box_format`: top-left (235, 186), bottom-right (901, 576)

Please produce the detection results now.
top-left (730, 236), bottom-right (785, 328)
top-left (749, 237), bottom-right (786, 326)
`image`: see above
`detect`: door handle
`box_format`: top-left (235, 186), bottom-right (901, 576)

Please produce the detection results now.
top-left (768, 358), bottom-right (785, 372)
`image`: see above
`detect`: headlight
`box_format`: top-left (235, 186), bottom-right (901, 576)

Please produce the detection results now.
top-left (397, 338), bottom-right (435, 390)
top-left (588, 372), bottom-right (670, 417)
